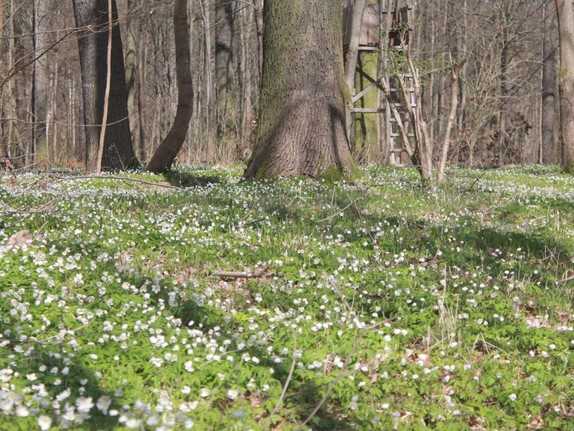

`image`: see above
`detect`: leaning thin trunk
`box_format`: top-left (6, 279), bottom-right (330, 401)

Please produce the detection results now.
top-left (146, 0), bottom-right (193, 173)
top-left (438, 59), bottom-right (464, 182)
top-left (96, 0), bottom-right (113, 174)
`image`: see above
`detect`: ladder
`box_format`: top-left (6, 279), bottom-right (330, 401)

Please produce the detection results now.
top-left (386, 71), bottom-right (416, 165)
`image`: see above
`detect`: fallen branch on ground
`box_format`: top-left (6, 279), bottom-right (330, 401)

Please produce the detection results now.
top-left (212, 269), bottom-right (276, 279)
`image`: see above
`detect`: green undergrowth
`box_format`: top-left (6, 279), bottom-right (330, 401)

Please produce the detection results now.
top-left (0, 165), bottom-right (573, 430)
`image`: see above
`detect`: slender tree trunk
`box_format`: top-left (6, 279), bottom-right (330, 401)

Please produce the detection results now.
top-left (96, 0), bottom-right (113, 173)
top-left (499, 39), bottom-right (509, 165)
top-left (146, 0), bottom-right (193, 173)
top-left (438, 59), bottom-right (463, 181)
top-left (555, 0), bottom-right (574, 169)
top-left (125, 0), bottom-right (142, 161)
top-left (215, 0), bottom-right (233, 98)
top-left (73, 0), bottom-right (138, 172)
top-left (542, 0), bottom-right (558, 164)
top-left (457, 0), bottom-right (468, 164)
top-left (4, 0), bottom-right (23, 165)
top-left (33, 0), bottom-right (49, 164)
top-left (344, 0), bottom-right (366, 139)
top-left (215, 0), bottom-right (235, 158)
top-left (199, 0), bottom-right (215, 164)
top-left (244, 0), bottom-right (356, 180)
top-left (238, 1), bottom-right (255, 157)
top-left (137, 43), bottom-right (147, 161)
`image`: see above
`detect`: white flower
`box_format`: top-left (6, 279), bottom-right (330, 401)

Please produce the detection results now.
top-left (26, 373), bottom-right (37, 381)
top-left (150, 357), bottom-right (164, 367)
top-left (62, 407), bottom-right (76, 421)
top-left (38, 415), bottom-right (52, 430)
top-left (509, 393), bottom-right (517, 401)
top-left (56, 388), bottom-right (71, 402)
top-left (200, 388), bottom-right (210, 398)
top-left (181, 386), bottom-right (191, 395)
top-left (227, 389), bottom-right (238, 400)
top-left (76, 396), bottom-right (94, 413)
top-left (125, 418), bottom-right (142, 429)
top-left (96, 395), bottom-right (112, 414)
top-left (15, 406), bottom-right (29, 417)
top-left (147, 415), bottom-right (160, 426)
top-left (184, 360), bottom-right (194, 372)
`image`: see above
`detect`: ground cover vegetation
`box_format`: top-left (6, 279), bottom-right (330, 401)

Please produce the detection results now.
top-left (0, 165), bottom-right (573, 430)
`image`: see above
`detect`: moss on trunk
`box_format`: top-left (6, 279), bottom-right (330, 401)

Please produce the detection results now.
top-left (352, 52), bottom-right (380, 160)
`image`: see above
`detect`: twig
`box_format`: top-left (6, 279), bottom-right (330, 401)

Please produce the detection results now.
top-left (297, 319), bottom-right (389, 429)
top-left (467, 170), bottom-right (489, 192)
top-left (212, 269), bottom-right (275, 279)
top-left (261, 329), bottom-right (297, 431)
top-left (557, 274), bottom-right (574, 284)
top-left (1, 199), bottom-right (57, 214)
top-left (49, 174), bottom-right (182, 190)
top-left (317, 187), bottom-right (370, 223)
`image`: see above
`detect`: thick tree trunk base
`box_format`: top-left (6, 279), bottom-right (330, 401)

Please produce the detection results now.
top-left (244, 97), bottom-right (357, 180)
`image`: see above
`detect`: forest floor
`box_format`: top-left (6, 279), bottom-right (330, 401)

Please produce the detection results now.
top-left (0, 165), bottom-right (573, 430)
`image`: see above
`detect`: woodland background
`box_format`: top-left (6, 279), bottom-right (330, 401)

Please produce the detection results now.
top-left (0, 0), bottom-right (560, 170)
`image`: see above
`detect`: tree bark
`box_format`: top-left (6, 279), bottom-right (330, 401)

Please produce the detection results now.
top-left (244, 0), bottom-right (355, 180)
top-left (32, 0), bottom-right (49, 164)
top-left (542, 0), bottom-right (558, 164)
top-left (125, 0), bottom-right (143, 161)
top-left (215, 0), bottom-right (233, 98)
top-left (555, 0), bottom-right (574, 170)
top-left (344, 0), bottom-right (366, 140)
top-left (438, 59), bottom-right (464, 182)
top-left (73, 0), bottom-right (138, 172)
top-left (146, 0), bottom-right (193, 173)
top-left (198, 0), bottom-right (215, 164)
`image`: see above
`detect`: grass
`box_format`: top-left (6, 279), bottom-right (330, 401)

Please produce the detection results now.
top-left (0, 164), bottom-right (573, 430)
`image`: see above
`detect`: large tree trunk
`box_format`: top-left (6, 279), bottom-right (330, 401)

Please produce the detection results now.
top-left (145, 0), bottom-right (193, 173)
top-left (542, 0), bottom-right (558, 164)
top-left (555, 0), bottom-right (574, 170)
top-left (73, 0), bottom-right (138, 172)
top-left (244, 0), bottom-right (356, 180)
